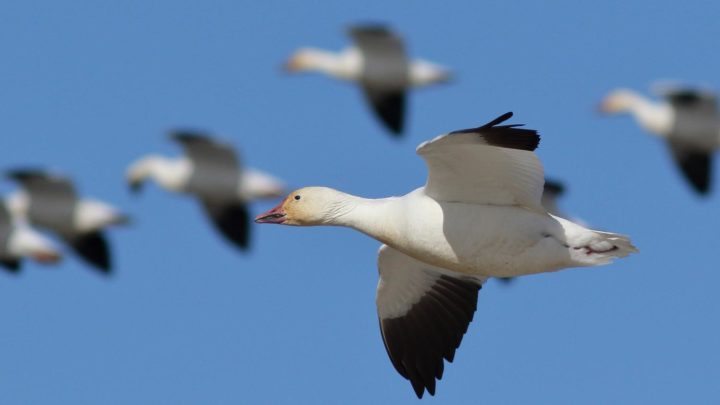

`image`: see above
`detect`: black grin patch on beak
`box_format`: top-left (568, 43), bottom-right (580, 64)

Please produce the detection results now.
top-left (254, 213), bottom-right (286, 224)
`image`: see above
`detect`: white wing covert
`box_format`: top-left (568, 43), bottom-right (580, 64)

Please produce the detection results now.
top-left (416, 112), bottom-right (544, 209)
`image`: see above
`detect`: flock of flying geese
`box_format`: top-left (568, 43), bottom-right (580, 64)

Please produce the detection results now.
top-left (4, 25), bottom-right (720, 398)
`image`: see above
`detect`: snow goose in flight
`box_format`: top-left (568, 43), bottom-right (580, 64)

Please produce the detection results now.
top-left (255, 112), bottom-right (638, 397)
top-left (285, 24), bottom-right (451, 136)
top-left (0, 199), bottom-right (60, 274)
top-left (600, 85), bottom-right (720, 195)
top-left (126, 131), bottom-right (285, 251)
top-left (5, 170), bottom-right (129, 274)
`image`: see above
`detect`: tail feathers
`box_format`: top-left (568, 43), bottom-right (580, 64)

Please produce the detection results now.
top-left (571, 231), bottom-right (638, 266)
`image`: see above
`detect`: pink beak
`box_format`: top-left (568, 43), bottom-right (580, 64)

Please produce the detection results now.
top-left (255, 202), bottom-right (287, 224)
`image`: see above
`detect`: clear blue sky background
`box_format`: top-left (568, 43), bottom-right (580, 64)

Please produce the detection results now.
top-left (1, 1), bottom-right (719, 404)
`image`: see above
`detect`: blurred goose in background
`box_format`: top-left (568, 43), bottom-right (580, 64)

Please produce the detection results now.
top-left (541, 179), bottom-right (568, 218)
top-left (0, 200), bottom-right (60, 274)
top-left (256, 112), bottom-right (637, 398)
top-left (285, 24), bottom-right (451, 136)
top-left (600, 84), bottom-right (720, 195)
top-left (5, 170), bottom-right (128, 274)
top-left (126, 131), bottom-right (285, 251)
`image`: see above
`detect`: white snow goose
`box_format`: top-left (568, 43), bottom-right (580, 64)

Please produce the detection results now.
top-left (600, 84), bottom-right (720, 195)
top-left (0, 199), bottom-right (60, 274)
top-left (255, 112), bottom-right (638, 398)
top-left (6, 170), bottom-right (129, 274)
top-left (126, 130), bottom-right (285, 251)
top-left (284, 24), bottom-right (451, 136)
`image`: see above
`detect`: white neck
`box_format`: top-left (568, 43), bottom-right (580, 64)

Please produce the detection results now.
top-left (127, 155), bottom-right (192, 192)
top-left (298, 48), bottom-right (362, 80)
top-left (320, 191), bottom-right (398, 244)
top-left (622, 92), bottom-right (674, 136)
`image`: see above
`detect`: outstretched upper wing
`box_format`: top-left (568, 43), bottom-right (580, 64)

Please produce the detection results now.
top-left (170, 130), bottom-right (241, 198)
top-left (654, 84), bottom-right (718, 112)
top-left (7, 169), bottom-right (77, 202)
top-left (6, 169), bottom-right (78, 231)
top-left (376, 245), bottom-right (485, 398)
top-left (348, 25), bottom-right (408, 89)
top-left (170, 130), bottom-right (240, 169)
top-left (416, 112), bottom-right (544, 209)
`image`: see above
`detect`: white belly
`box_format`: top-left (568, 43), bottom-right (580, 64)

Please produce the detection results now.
top-left (388, 193), bottom-right (575, 277)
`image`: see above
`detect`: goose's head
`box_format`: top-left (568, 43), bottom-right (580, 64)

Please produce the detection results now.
top-left (283, 48), bottom-right (360, 80)
top-left (598, 89), bottom-right (641, 114)
top-left (126, 156), bottom-right (157, 193)
top-left (255, 187), bottom-right (346, 226)
top-left (284, 48), bottom-right (324, 73)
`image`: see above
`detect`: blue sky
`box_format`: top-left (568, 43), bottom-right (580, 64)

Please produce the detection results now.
top-left (1, 1), bottom-right (720, 403)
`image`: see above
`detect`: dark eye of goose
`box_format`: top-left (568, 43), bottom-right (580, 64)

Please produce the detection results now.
top-left (294, 195), bottom-right (301, 201)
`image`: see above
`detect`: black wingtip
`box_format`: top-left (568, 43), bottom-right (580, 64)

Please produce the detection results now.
top-left (0, 259), bottom-right (21, 273)
top-left (380, 275), bottom-right (481, 400)
top-left (6, 168), bottom-right (48, 182)
top-left (450, 112), bottom-right (540, 152)
top-left (673, 150), bottom-right (712, 196)
top-left (348, 23), bottom-right (393, 36)
top-left (543, 180), bottom-right (565, 196)
top-left (482, 111), bottom-right (514, 128)
top-left (387, 122), bottom-right (404, 137)
top-left (69, 232), bottom-right (112, 274)
top-left (412, 382), bottom-right (425, 399)
top-left (690, 182), bottom-right (711, 196)
top-left (169, 129), bottom-right (212, 144)
top-left (202, 201), bottom-right (251, 252)
top-left (365, 91), bottom-right (405, 137)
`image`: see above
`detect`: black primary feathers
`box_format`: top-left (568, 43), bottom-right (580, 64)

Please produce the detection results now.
top-left (69, 231), bottom-right (111, 274)
top-left (379, 275), bottom-right (481, 398)
top-left (669, 144), bottom-right (712, 195)
top-left (201, 201), bottom-right (251, 250)
top-left (450, 112), bottom-right (541, 151)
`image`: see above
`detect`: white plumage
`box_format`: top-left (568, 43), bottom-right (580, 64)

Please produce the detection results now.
top-left (255, 112), bottom-right (637, 398)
